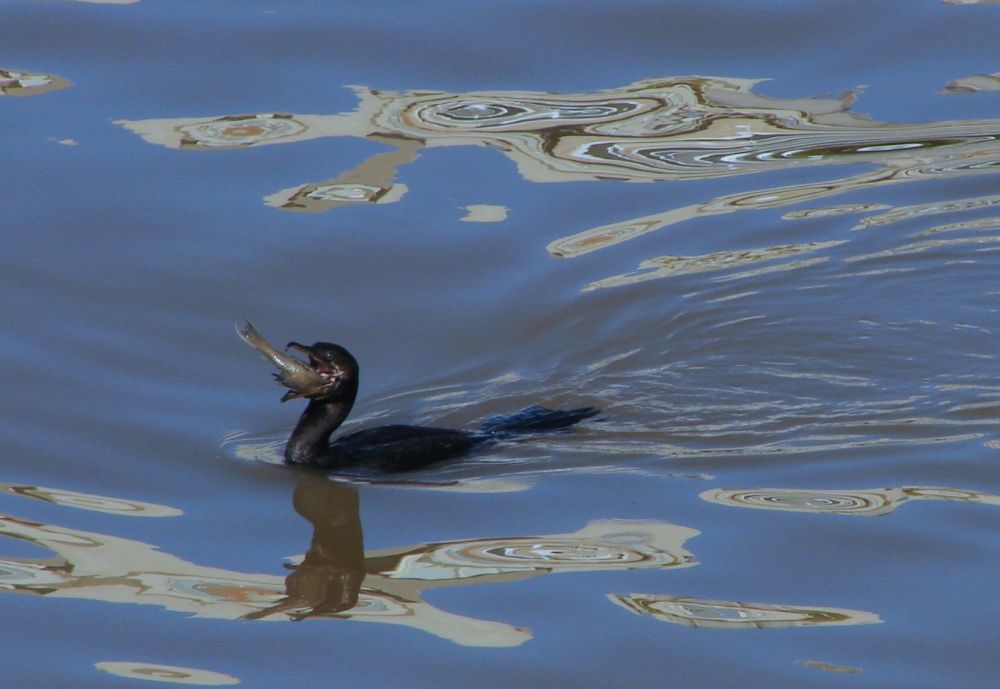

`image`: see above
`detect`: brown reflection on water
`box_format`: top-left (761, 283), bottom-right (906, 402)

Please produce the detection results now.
top-left (243, 481), bottom-right (365, 620)
top-left (0, 69), bottom-right (71, 97)
top-left (700, 486), bottom-right (1000, 516)
top-left (609, 594), bottom-right (881, 629)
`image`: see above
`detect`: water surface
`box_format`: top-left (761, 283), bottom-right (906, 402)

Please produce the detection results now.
top-left (3, 1), bottom-right (1000, 687)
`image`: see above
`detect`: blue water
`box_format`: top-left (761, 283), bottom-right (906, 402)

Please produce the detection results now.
top-left (3, 1), bottom-right (1000, 687)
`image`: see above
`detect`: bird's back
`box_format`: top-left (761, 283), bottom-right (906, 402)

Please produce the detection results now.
top-left (329, 425), bottom-right (485, 472)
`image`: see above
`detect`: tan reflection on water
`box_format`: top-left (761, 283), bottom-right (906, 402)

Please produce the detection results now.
top-left (0, 482), bottom-right (182, 517)
top-left (95, 662), bottom-right (239, 686)
top-left (796, 660), bottom-right (863, 674)
top-left (609, 594), bottom-right (881, 629)
top-left (846, 235), bottom-right (1000, 263)
top-left (264, 134), bottom-right (418, 212)
top-left (0, 69), bottom-right (71, 97)
top-left (460, 204), bottom-right (508, 223)
top-left (554, 169), bottom-right (1000, 267)
top-left (782, 203), bottom-right (891, 220)
top-left (942, 72), bottom-right (1000, 93)
top-left (0, 480), bottom-right (701, 647)
top-left (911, 216), bottom-right (1000, 237)
top-left (117, 76), bottom-right (1000, 289)
top-left (582, 241), bottom-right (843, 292)
top-left (115, 75), bottom-right (940, 197)
top-left (852, 194), bottom-right (1000, 230)
top-left (0, 481), bottom-right (886, 642)
top-left (700, 486), bottom-right (1000, 516)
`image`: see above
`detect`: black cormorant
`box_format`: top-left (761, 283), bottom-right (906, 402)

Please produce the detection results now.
top-left (239, 322), bottom-right (598, 473)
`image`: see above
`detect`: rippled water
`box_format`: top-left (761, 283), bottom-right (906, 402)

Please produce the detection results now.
top-left (5, 1), bottom-right (1000, 687)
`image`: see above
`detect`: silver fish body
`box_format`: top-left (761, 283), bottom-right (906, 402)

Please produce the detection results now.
top-left (237, 321), bottom-right (330, 401)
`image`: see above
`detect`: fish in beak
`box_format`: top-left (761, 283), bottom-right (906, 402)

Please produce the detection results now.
top-left (237, 321), bottom-right (343, 401)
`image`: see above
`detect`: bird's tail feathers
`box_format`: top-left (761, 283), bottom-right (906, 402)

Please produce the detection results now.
top-left (480, 405), bottom-right (600, 436)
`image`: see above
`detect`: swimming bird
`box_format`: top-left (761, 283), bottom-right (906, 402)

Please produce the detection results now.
top-left (238, 322), bottom-right (599, 473)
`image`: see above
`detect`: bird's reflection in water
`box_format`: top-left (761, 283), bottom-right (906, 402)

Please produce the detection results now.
top-left (0, 478), bottom-right (698, 645)
top-left (0, 479), bottom-right (883, 644)
top-left (248, 478), bottom-right (697, 631)
top-left (244, 480), bottom-right (365, 620)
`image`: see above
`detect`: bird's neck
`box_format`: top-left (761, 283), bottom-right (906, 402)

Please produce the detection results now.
top-left (285, 386), bottom-right (358, 467)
